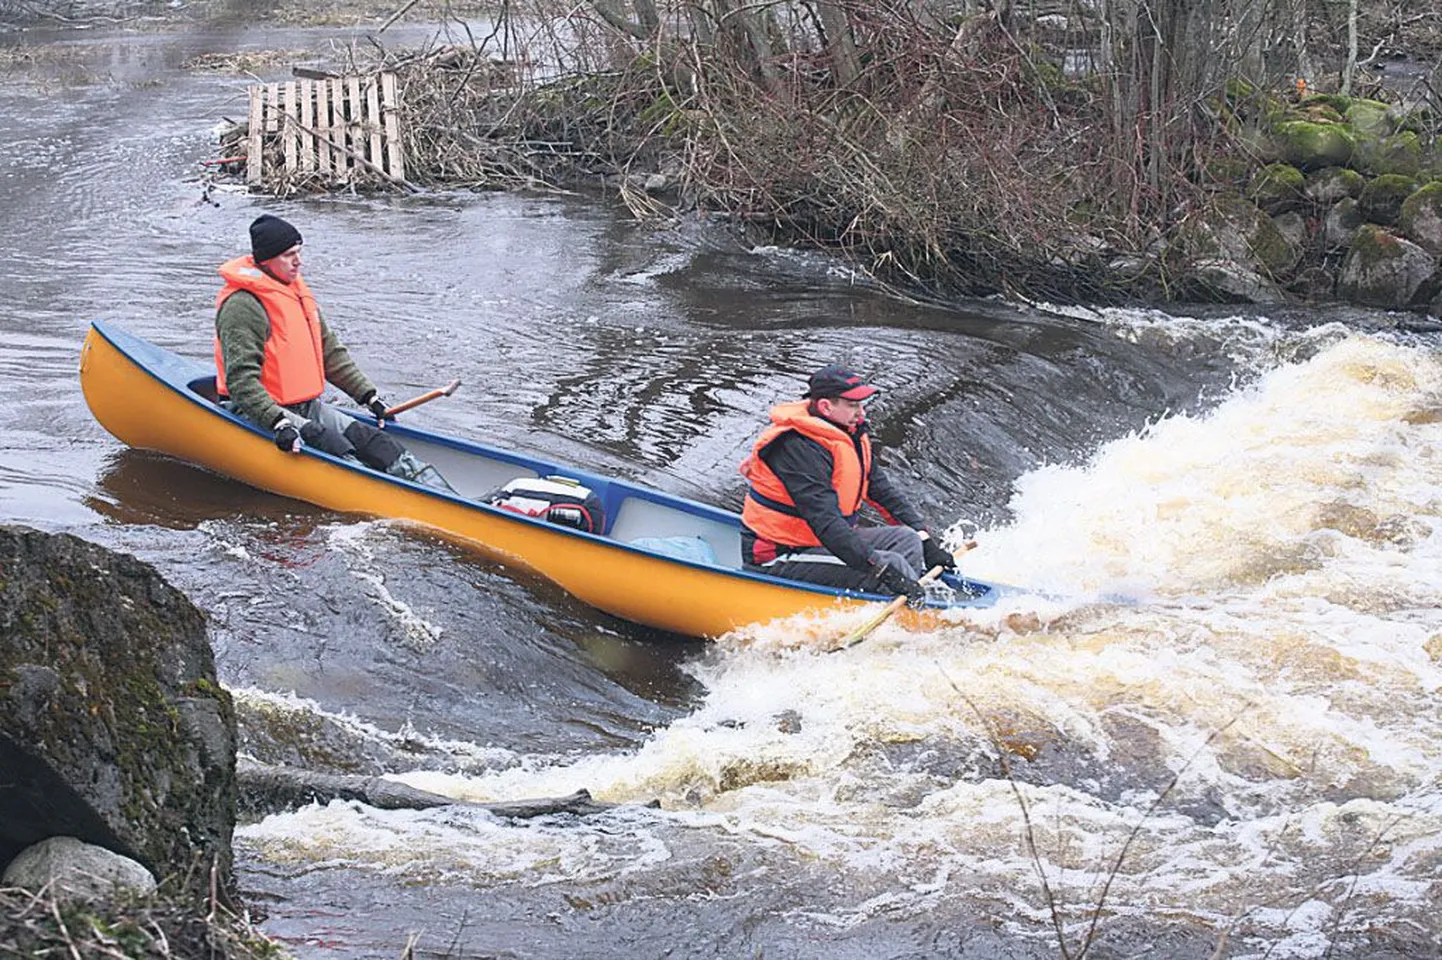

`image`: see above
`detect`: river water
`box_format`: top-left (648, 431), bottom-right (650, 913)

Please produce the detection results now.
top-left (2, 16), bottom-right (1440, 960)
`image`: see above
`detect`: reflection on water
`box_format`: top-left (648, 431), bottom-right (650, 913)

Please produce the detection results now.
top-left (87, 448), bottom-right (324, 530)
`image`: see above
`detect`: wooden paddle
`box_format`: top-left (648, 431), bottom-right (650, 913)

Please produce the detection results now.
top-left (835, 540), bottom-right (977, 651)
top-left (382, 379), bottom-right (461, 419)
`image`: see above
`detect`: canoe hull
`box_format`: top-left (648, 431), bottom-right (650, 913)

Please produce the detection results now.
top-left (80, 324), bottom-right (996, 638)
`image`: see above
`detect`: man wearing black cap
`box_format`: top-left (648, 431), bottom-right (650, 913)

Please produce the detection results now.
top-left (738, 364), bottom-right (956, 600)
top-left (214, 214), bottom-right (449, 488)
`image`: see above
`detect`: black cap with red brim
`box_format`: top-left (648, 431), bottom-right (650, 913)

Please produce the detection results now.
top-left (804, 364), bottom-right (880, 400)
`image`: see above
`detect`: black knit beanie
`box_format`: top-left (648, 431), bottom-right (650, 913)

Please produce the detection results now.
top-left (250, 214), bottom-right (303, 263)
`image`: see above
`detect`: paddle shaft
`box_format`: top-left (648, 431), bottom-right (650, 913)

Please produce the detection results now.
top-left (836, 540), bottom-right (979, 650)
top-left (837, 566), bottom-right (945, 649)
top-left (382, 379), bottom-right (461, 418)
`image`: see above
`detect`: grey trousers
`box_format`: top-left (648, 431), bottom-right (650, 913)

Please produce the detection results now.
top-left (747, 525), bottom-right (925, 592)
top-left (274, 398), bottom-right (354, 436)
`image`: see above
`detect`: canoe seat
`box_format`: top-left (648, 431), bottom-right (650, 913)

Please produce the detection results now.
top-left (187, 376), bottom-right (222, 403)
top-left (628, 536), bottom-right (717, 566)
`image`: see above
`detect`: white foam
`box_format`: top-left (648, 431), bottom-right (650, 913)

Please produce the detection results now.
top-left (242, 332), bottom-right (1442, 949)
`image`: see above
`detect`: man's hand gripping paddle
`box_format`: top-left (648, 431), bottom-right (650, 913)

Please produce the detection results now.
top-left (380, 379), bottom-right (461, 422)
top-left (835, 540), bottom-right (977, 650)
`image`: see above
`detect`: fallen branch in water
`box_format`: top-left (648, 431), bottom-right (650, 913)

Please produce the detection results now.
top-left (237, 758), bottom-right (624, 818)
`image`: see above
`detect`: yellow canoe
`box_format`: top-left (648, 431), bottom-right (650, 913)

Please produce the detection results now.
top-left (80, 322), bottom-right (1000, 638)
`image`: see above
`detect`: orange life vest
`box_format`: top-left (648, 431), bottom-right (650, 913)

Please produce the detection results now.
top-left (740, 400), bottom-right (872, 548)
top-left (213, 255), bottom-right (325, 405)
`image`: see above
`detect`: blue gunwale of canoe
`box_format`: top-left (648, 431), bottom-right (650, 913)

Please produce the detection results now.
top-left (86, 320), bottom-right (1002, 619)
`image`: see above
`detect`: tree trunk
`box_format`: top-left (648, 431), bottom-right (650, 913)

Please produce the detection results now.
top-left (1341, 0), bottom-right (1358, 95)
top-left (816, 1), bottom-right (861, 89)
top-left (236, 759), bottom-right (629, 818)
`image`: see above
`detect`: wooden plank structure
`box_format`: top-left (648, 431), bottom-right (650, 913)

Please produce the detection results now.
top-left (245, 72), bottom-right (411, 192)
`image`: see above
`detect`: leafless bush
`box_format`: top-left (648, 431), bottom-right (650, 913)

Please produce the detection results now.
top-left (349, 0), bottom-right (1426, 300)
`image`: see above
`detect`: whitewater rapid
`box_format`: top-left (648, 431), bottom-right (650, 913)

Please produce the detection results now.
top-left (239, 328), bottom-right (1442, 958)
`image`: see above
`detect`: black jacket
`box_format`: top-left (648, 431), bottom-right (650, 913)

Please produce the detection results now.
top-left (742, 422), bottom-right (924, 570)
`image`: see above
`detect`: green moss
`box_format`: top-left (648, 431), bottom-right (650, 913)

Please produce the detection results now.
top-left (1305, 166), bottom-right (1365, 201)
top-left (1299, 103), bottom-right (1344, 124)
top-left (1359, 174), bottom-right (1421, 225)
top-left (1226, 78), bottom-right (1257, 100)
top-left (1249, 215), bottom-right (1299, 275)
top-left (1345, 99), bottom-right (1393, 137)
top-left (1249, 163), bottom-right (1305, 207)
top-left (1203, 155), bottom-right (1250, 185)
top-left (1272, 120), bottom-right (1355, 170)
top-left (1399, 181), bottom-right (1442, 254)
top-left (1341, 225), bottom-right (1418, 305)
top-left (1300, 93), bottom-right (1353, 113)
top-left (1355, 130), bottom-right (1424, 177)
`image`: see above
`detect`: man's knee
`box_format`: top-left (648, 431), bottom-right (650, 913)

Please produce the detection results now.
top-left (342, 421), bottom-right (406, 471)
top-left (299, 420), bottom-right (357, 458)
top-left (871, 548), bottom-right (919, 581)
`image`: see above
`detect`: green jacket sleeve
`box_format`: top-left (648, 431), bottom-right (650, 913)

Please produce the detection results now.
top-left (215, 291), bottom-right (286, 430)
top-left (318, 310), bottom-right (376, 404)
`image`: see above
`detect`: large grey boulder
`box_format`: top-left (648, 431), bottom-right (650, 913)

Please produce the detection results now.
top-left (3, 836), bottom-right (157, 901)
top-left (1179, 196), bottom-right (1301, 278)
top-left (1325, 197), bottom-right (1366, 249)
top-left (0, 525), bottom-right (237, 894)
top-left (1400, 182), bottom-right (1442, 256)
top-left (1337, 226), bottom-right (1438, 308)
top-left (1180, 259), bottom-right (1288, 304)
top-left (1304, 166), bottom-right (1365, 204)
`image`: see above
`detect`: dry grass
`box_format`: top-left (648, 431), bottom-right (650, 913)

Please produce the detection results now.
top-left (0, 884), bottom-right (285, 959)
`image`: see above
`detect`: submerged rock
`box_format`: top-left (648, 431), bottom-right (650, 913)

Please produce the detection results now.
top-left (0, 525), bottom-right (237, 893)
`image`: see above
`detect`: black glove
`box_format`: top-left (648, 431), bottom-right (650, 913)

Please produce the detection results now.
top-left (362, 391), bottom-right (394, 422)
top-left (920, 534), bottom-right (956, 572)
top-left (272, 417), bottom-right (301, 453)
top-left (871, 557), bottom-right (926, 604)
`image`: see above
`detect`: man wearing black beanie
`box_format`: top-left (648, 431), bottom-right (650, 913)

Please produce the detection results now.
top-left (213, 214), bottom-right (451, 490)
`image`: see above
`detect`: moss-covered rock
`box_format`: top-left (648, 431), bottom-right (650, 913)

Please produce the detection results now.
top-left (1400, 181), bottom-right (1442, 256)
top-left (1272, 120), bottom-right (1355, 170)
top-left (1249, 163), bottom-right (1305, 210)
top-left (0, 526), bottom-right (236, 897)
top-left (1178, 195), bottom-right (1301, 277)
top-left (1299, 93), bottom-right (1353, 114)
top-left (1388, 103), bottom-right (1428, 136)
top-left (1359, 174), bottom-right (1421, 225)
top-left (1299, 102), bottom-right (1345, 125)
top-left (1304, 166), bottom-right (1366, 204)
top-left (1203, 154), bottom-right (1251, 186)
top-left (1344, 99), bottom-right (1393, 137)
top-left (1337, 225), bottom-right (1438, 307)
top-left (1354, 130), bottom-right (1424, 177)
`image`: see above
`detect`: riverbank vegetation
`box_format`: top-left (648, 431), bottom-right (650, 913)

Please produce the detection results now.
top-left (0, 885), bottom-right (283, 958)
top-left (324, 0), bottom-right (1437, 308)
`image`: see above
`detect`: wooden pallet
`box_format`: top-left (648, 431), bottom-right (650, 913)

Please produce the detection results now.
top-left (246, 73), bottom-right (407, 190)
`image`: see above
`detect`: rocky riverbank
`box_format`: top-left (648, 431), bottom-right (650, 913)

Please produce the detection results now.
top-left (0, 525), bottom-right (274, 957)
